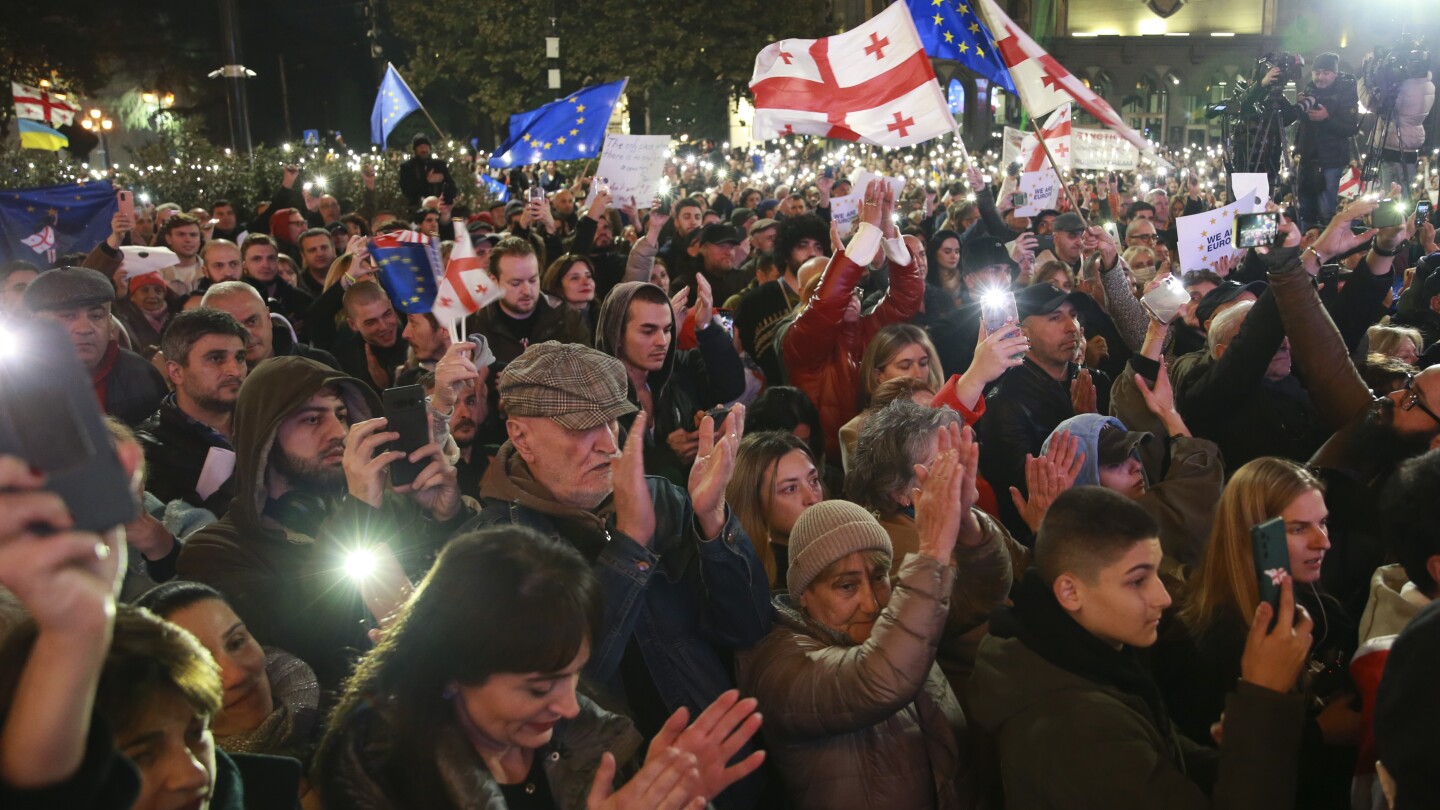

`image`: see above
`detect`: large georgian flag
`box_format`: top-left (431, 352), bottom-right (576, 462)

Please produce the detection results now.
top-left (974, 0), bottom-right (1172, 169)
top-left (749, 2), bottom-right (953, 148)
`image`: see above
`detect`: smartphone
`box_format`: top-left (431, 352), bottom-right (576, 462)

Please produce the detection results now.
top-left (381, 385), bottom-right (431, 488)
top-left (1035, 233), bottom-right (1055, 255)
top-left (1417, 199), bottom-right (1433, 223)
top-left (117, 190), bottom-right (134, 223)
top-left (1251, 516), bottom-right (1291, 610)
top-left (1234, 212), bottom-right (1279, 248)
top-left (1372, 199), bottom-right (1405, 229)
top-left (527, 186), bottom-right (546, 203)
top-left (823, 165), bottom-right (835, 180)
top-left (0, 320), bottom-right (139, 532)
top-left (981, 290), bottom-right (1020, 334)
top-left (697, 404), bottom-right (732, 429)
top-left (1102, 221), bottom-right (1120, 242)
top-left (1010, 191), bottom-right (1029, 207)
top-left (715, 310), bottom-right (735, 337)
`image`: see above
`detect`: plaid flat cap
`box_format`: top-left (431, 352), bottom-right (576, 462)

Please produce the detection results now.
top-left (499, 341), bottom-right (637, 430)
top-left (24, 266), bottom-right (115, 313)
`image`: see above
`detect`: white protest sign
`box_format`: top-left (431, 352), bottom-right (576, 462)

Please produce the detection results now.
top-left (1071, 128), bottom-right (1140, 170)
top-left (1016, 169), bottom-right (1062, 217)
top-left (830, 192), bottom-right (862, 239)
top-left (1002, 126), bottom-right (1026, 168)
top-left (586, 134), bottom-right (671, 208)
top-left (850, 168), bottom-right (907, 203)
top-left (1231, 173), bottom-right (1270, 204)
top-left (1175, 191), bottom-right (1265, 274)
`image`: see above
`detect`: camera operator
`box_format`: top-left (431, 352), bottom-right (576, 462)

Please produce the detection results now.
top-left (1359, 44), bottom-right (1436, 197)
top-left (1286, 53), bottom-right (1361, 231)
top-left (397, 132), bottom-right (457, 207)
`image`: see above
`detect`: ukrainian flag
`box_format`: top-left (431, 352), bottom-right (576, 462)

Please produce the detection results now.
top-left (19, 119), bottom-right (68, 151)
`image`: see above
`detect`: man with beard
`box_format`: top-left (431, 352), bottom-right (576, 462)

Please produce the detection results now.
top-left (1311, 366), bottom-right (1440, 617)
top-left (135, 309), bottom-right (249, 513)
top-left (330, 281), bottom-right (410, 392)
top-left (568, 187), bottom-right (636, 304)
top-left (418, 340), bottom-right (496, 497)
top-left (238, 234), bottom-right (314, 335)
top-left (464, 237), bottom-right (589, 374)
top-left (177, 356), bottom-right (470, 689)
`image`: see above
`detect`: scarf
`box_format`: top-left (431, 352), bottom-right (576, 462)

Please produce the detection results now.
top-left (91, 340), bottom-right (121, 412)
top-left (991, 570), bottom-right (1174, 741)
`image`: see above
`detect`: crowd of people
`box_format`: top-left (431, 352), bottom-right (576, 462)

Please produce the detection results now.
top-left (3, 56), bottom-right (1440, 809)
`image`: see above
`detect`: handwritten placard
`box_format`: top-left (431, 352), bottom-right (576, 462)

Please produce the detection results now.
top-left (586, 134), bottom-right (672, 208)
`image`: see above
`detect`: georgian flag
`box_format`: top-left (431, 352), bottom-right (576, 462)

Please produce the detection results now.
top-left (748, 2), bottom-right (953, 148)
top-left (431, 220), bottom-right (500, 327)
top-left (974, 0), bottom-right (1172, 169)
top-left (12, 82), bottom-right (79, 127)
top-left (1017, 104), bottom-right (1072, 172)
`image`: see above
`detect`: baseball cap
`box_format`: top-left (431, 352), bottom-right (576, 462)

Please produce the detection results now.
top-left (1052, 212), bottom-right (1087, 234)
top-left (1195, 279), bottom-right (1267, 328)
top-left (498, 341), bottom-right (638, 430)
top-left (1014, 282), bottom-right (1085, 320)
top-left (699, 223), bottom-right (742, 246)
top-left (23, 266), bottom-right (115, 313)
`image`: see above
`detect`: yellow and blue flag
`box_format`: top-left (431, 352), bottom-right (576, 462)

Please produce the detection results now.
top-left (18, 119), bottom-right (69, 151)
top-left (0, 181), bottom-right (116, 264)
top-left (905, 0), bottom-right (1015, 94)
top-left (370, 63), bottom-right (423, 146)
top-left (488, 78), bottom-right (628, 169)
top-left (368, 230), bottom-right (442, 314)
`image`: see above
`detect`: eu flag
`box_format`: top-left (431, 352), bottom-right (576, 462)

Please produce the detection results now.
top-left (0, 181), bottom-right (117, 266)
top-left (488, 78), bottom-right (629, 169)
top-left (369, 231), bottom-right (442, 314)
top-left (905, 0), bottom-right (1016, 94)
top-left (479, 174), bottom-right (509, 203)
top-left (371, 63), bottom-right (423, 146)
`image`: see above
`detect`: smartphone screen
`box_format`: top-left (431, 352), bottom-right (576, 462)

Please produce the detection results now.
top-left (1251, 516), bottom-right (1291, 609)
top-left (1234, 212), bottom-right (1279, 248)
top-left (382, 385), bottom-right (431, 487)
top-left (1417, 199), bottom-right (1433, 222)
top-left (1010, 192), bottom-right (1029, 207)
top-left (980, 290), bottom-right (1019, 334)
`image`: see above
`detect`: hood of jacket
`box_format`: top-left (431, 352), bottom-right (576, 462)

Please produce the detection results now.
top-left (230, 356), bottom-right (380, 534)
top-left (1043, 412), bottom-right (1157, 489)
top-left (267, 208), bottom-right (298, 248)
top-left (594, 281), bottom-right (676, 395)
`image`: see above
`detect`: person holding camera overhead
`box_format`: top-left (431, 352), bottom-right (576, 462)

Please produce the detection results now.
top-left (1359, 43), bottom-right (1436, 199)
top-left (1273, 53), bottom-right (1360, 231)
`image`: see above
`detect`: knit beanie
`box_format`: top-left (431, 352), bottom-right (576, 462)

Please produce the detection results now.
top-left (786, 501), bottom-right (893, 602)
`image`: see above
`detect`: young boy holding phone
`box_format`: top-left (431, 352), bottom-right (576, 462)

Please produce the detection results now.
top-left (971, 487), bottom-right (1314, 809)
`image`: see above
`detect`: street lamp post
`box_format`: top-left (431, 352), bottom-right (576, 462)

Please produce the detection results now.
top-left (81, 108), bottom-right (114, 171)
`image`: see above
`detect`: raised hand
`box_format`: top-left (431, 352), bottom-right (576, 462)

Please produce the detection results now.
top-left (1240, 574), bottom-right (1314, 694)
top-left (1069, 368), bottom-right (1098, 414)
top-left (694, 273), bottom-right (714, 328)
top-left (913, 445), bottom-right (962, 563)
top-left (1043, 429), bottom-right (1086, 490)
top-left (614, 413), bottom-right (656, 547)
top-left (1314, 200), bottom-right (1379, 262)
top-left (858, 179), bottom-right (884, 230)
top-left (1009, 453), bottom-right (1068, 533)
top-left (689, 404), bottom-right (745, 540)
top-left (430, 341), bottom-right (480, 415)
top-left (648, 690), bottom-right (766, 801)
top-left (587, 747), bottom-right (704, 810)
top-left (1135, 360), bottom-right (1190, 437)
top-left (343, 418), bottom-right (405, 509)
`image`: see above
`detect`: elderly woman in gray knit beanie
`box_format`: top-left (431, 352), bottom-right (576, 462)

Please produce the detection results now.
top-left (737, 425), bottom-right (998, 810)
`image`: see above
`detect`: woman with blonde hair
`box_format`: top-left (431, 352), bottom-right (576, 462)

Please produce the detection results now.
top-left (726, 431), bottom-right (825, 589)
top-left (857, 323), bottom-right (945, 406)
top-left (1367, 324), bottom-right (1423, 366)
top-left (1153, 457), bottom-right (1358, 809)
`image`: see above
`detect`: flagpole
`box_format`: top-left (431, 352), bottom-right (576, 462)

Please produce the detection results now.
top-left (419, 108), bottom-right (449, 143)
top-left (1031, 117), bottom-right (1086, 228)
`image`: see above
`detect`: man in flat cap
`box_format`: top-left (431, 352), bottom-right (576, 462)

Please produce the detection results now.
top-left (465, 340), bottom-right (771, 808)
top-left (24, 265), bottom-right (167, 426)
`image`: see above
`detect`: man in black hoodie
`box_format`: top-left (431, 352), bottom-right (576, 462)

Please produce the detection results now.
top-left (176, 356), bottom-right (471, 689)
top-left (594, 281), bottom-right (746, 486)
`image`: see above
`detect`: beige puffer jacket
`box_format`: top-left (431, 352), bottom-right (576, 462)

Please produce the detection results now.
top-left (736, 553), bottom-right (974, 810)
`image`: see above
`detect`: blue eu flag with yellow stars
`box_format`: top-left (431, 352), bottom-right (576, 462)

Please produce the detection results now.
top-left (905, 0), bottom-right (1016, 94)
top-left (488, 78), bottom-right (629, 169)
top-left (371, 63), bottom-right (423, 146)
top-left (0, 181), bottom-right (116, 265)
top-left (368, 231), bottom-right (442, 314)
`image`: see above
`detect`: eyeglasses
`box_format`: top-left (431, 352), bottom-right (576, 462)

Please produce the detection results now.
top-left (1129, 233), bottom-right (1158, 243)
top-left (1401, 373), bottom-right (1440, 424)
